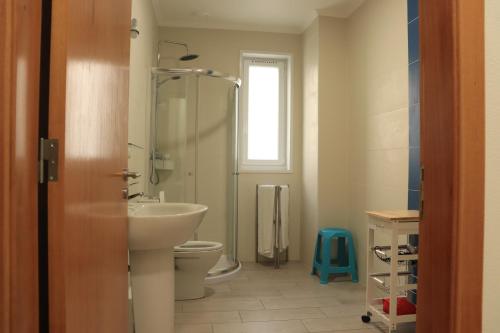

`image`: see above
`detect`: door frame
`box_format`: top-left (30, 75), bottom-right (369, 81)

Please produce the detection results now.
top-left (418, 0), bottom-right (485, 332)
top-left (0, 0), bottom-right (42, 332)
top-left (0, 0), bottom-right (486, 331)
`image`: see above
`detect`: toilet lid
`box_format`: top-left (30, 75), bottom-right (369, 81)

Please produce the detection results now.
top-left (174, 240), bottom-right (224, 252)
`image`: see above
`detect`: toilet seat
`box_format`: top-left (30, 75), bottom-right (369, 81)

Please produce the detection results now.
top-left (174, 241), bottom-right (223, 253)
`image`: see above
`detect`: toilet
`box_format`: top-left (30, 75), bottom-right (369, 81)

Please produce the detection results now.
top-left (174, 241), bottom-right (224, 300)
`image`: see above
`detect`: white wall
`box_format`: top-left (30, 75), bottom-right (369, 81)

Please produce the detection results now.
top-left (347, 0), bottom-right (409, 283)
top-left (301, 1), bottom-right (408, 273)
top-left (301, 16), bottom-right (351, 269)
top-left (483, 0), bottom-right (500, 331)
top-left (317, 17), bottom-right (350, 231)
top-left (301, 19), bottom-right (320, 268)
top-left (157, 27), bottom-right (303, 261)
top-left (128, 0), bottom-right (158, 194)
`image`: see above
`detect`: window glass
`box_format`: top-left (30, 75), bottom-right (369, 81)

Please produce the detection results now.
top-left (247, 65), bottom-right (280, 160)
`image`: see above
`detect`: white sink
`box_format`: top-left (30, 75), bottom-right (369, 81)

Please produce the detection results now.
top-left (128, 203), bottom-right (208, 250)
top-left (128, 202), bottom-right (208, 333)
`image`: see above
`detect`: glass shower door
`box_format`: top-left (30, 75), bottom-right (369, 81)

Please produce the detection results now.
top-left (150, 70), bottom-right (240, 276)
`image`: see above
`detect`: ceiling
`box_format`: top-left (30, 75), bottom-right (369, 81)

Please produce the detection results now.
top-left (151, 0), bottom-right (366, 34)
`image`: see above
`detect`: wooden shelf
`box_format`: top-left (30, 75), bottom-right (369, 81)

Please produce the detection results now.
top-left (366, 210), bottom-right (420, 222)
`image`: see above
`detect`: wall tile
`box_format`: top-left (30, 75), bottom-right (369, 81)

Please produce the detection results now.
top-left (408, 147), bottom-right (421, 190)
top-left (408, 0), bottom-right (419, 22)
top-left (409, 61), bottom-right (420, 105)
top-left (367, 108), bottom-right (409, 150)
top-left (408, 19), bottom-right (420, 64)
top-left (366, 149), bottom-right (409, 191)
top-left (409, 103), bottom-right (420, 148)
top-left (365, 65), bottom-right (409, 116)
top-left (408, 190), bottom-right (420, 210)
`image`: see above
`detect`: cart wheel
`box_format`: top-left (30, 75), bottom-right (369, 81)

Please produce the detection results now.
top-left (361, 315), bottom-right (371, 323)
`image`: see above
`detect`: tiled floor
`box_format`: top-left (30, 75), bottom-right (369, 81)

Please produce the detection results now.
top-left (175, 261), bottom-right (416, 333)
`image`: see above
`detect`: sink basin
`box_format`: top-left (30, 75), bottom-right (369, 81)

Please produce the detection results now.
top-left (128, 202), bottom-right (208, 333)
top-left (128, 203), bottom-right (208, 251)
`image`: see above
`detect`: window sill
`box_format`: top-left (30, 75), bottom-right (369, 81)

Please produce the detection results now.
top-left (238, 169), bottom-right (294, 175)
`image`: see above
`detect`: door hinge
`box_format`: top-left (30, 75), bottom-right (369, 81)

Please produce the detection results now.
top-left (39, 138), bottom-right (59, 183)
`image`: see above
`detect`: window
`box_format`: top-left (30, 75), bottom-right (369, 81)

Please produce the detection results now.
top-left (240, 53), bottom-right (291, 172)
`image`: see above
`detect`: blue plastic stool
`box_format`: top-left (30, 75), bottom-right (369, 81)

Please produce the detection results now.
top-left (312, 228), bottom-right (359, 284)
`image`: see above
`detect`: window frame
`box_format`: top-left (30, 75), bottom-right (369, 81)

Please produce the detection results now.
top-left (239, 52), bottom-right (292, 173)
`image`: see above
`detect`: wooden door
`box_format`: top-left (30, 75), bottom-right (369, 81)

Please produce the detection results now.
top-left (418, 0), bottom-right (485, 332)
top-left (0, 0), bottom-right (42, 332)
top-left (47, 0), bottom-right (131, 332)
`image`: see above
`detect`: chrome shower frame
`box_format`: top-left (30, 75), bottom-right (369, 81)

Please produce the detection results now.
top-left (152, 67), bottom-right (242, 87)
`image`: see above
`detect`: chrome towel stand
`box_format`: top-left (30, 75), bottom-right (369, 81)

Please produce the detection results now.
top-left (255, 185), bottom-right (289, 269)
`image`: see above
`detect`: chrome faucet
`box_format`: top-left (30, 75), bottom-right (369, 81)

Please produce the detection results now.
top-left (128, 192), bottom-right (144, 200)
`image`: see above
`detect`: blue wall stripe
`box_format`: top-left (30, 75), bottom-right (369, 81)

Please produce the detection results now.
top-left (408, 0), bottom-right (419, 22)
top-left (409, 103), bottom-right (420, 148)
top-left (409, 147), bottom-right (421, 191)
top-left (408, 20), bottom-right (420, 64)
top-left (409, 61), bottom-right (420, 105)
top-left (407, 0), bottom-right (420, 305)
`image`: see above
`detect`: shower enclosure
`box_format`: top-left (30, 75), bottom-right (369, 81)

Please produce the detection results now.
top-left (148, 67), bottom-right (241, 277)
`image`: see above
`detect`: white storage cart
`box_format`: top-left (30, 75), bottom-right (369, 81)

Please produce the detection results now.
top-left (362, 210), bottom-right (419, 332)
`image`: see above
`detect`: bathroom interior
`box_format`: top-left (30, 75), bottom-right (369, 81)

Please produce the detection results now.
top-left (127, 0), bottom-right (420, 332)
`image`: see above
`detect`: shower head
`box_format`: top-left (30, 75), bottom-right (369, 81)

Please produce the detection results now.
top-left (157, 40), bottom-right (199, 66)
top-left (180, 54), bottom-right (199, 61)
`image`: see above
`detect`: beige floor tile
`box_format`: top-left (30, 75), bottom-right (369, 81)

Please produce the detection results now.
top-left (284, 284), bottom-right (364, 305)
top-left (289, 282), bottom-right (364, 293)
top-left (230, 280), bottom-right (298, 291)
top-left (243, 270), bottom-right (313, 282)
top-left (240, 262), bottom-right (276, 271)
top-left (302, 315), bottom-right (374, 332)
top-left (227, 271), bottom-right (250, 282)
top-left (173, 263), bottom-right (400, 333)
top-left (314, 329), bottom-right (384, 333)
top-left (293, 278), bottom-right (365, 290)
top-left (241, 261), bottom-right (306, 272)
top-left (261, 296), bottom-right (341, 310)
top-left (320, 303), bottom-right (366, 318)
top-left (240, 307), bottom-right (326, 322)
top-left (175, 323), bottom-right (213, 333)
top-left (211, 289), bottom-right (283, 298)
top-left (205, 283), bottom-right (232, 293)
top-left (335, 291), bottom-right (365, 305)
top-left (175, 311), bottom-right (241, 324)
top-left (344, 322), bottom-right (415, 333)
top-left (264, 270), bottom-right (314, 280)
top-left (181, 297), bottom-right (264, 312)
top-left (213, 320), bottom-right (308, 333)
top-left (390, 323), bottom-right (416, 333)
top-left (280, 287), bottom-right (345, 299)
top-left (242, 271), bottom-right (275, 280)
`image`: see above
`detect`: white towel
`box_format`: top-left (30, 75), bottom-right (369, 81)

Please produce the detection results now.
top-left (257, 185), bottom-right (276, 258)
top-left (257, 185), bottom-right (290, 259)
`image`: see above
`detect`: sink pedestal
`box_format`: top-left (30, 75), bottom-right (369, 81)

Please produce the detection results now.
top-left (130, 249), bottom-right (174, 333)
top-left (128, 203), bottom-right (208, 333)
